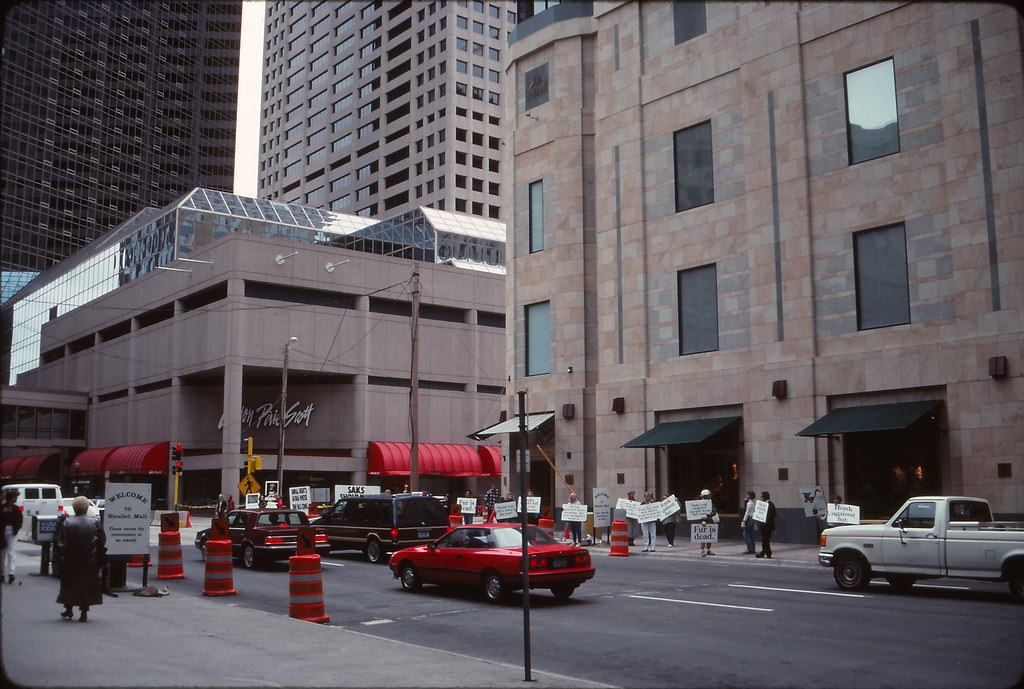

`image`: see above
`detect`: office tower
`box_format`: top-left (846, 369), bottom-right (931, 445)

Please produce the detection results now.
top-left (0, 0), bottom-right (243, 274)
top-left (257, 0), bottom-right (515, 220)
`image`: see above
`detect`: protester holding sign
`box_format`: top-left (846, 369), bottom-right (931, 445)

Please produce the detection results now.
top-left (566, 493), bottom-right (583, 545)
top-left (660, 493), bottom-right (682, 548)
top-left (740, 491), bottom-right (757, 554)
top-left (623, 491), bottom-right (641, 546)
top-left (638, 492), bottom-right (657, 552)
top-left (755, 491), bottom-right (777, 559)
top-left (698, 489), bottom-right (719, 557)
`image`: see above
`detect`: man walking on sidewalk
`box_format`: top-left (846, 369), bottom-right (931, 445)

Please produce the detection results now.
top-left (756, 491), bottom-right (776, 559)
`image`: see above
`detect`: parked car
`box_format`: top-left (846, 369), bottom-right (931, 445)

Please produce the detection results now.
top-left (194, 509), bottom-right (330, 569)
top-left (388, 522), bottom-right (596, 602)
top-left (311, 493), bottom-right (449, 563)
top-left (819, 495), bottom-right (1024, 600)
top-left (1, 483), bottom-right (64, 537)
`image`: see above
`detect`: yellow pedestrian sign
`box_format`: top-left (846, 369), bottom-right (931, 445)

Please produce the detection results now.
top-left (238, 473), bottom-right (261, 496)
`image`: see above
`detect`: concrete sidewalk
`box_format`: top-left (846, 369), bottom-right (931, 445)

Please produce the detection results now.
top-left (0, 532), bottom-right (610, 689)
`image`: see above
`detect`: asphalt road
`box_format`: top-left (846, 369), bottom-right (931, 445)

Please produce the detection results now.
top-left (183, 543), bottom-right (1023, 689)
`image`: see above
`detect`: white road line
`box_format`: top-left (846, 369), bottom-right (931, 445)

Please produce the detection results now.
top-left (320, 561), bottom-right (345, 567)
top-left (728, 584), bottom-right (865, 598)
top-left (627, 594), bottom-right (773, 612)
top-left (914, 584), bottom-right (970, 590)
top-left (361, 618), bottom-right (393, 626)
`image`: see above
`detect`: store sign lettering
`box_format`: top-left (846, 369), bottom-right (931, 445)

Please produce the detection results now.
top-left (218, 401), bottom-right (316, 431)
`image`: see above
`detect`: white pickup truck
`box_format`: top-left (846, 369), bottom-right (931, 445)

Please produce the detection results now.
top-left (818, 496), bottom-right (1024, 600)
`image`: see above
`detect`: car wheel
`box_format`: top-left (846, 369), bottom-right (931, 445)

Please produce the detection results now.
top-left (1009, 568), bottom-right (1024, 602)
top-left (366, 538), bottom-right (384, 564)
top-left (241, 543), bottom-right (257, 570)
top-left (482, 571), bottom-right (506, 603)
top-left (833, 554), bottom-right (870, 590)
top-left (551, 583), bottom-right (577, 601)
top-left (885, 574), bottom-right (916, 592)
top-left (399, 562), bottom-right (422, 591)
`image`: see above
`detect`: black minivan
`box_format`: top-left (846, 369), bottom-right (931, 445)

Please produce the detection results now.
top-left (311, 493), bottom-right (449, 563)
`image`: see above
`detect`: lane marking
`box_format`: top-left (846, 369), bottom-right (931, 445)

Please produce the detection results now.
top-left (627, 594), bottom-right (773, 612)
top-left (728, 584), bottom-right (865, 598)
top-left (320, 561), bottom-right (345, 567)
top-left (361, 618), bottom-right (393, 626)
top-left (913, 584), bottom-right (970, 590)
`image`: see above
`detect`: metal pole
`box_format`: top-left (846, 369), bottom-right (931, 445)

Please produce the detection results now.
top-left (517, 390), bottom-right (532, 681)
top-left (409, 270), bottom-right (420, 493)
top-left (277, 337), bottom-right (297, 494)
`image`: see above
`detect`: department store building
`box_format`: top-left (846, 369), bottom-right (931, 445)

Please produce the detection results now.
top-left (2, 189), bottom-right (507, 506)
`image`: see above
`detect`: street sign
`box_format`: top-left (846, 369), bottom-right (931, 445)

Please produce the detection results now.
top-left (238, 473), bottom-right (261, 496)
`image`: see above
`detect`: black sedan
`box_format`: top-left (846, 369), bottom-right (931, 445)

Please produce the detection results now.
top-left (194, 508), bottom-right (330, 568)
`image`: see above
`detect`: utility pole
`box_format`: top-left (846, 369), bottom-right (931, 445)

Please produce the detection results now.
top-left (409, 269), bottom-right (420, 493)
top-left (277, 336), bottom-right (298, 495)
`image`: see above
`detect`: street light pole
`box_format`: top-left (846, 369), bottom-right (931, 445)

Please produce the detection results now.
top-left (277, 336), bottom-right (298, 497)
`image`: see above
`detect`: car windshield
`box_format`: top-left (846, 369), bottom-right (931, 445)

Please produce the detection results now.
top-left (256, 512), bottom-right (308, 527)
top-left (491, 525), bottom-right (558, 548)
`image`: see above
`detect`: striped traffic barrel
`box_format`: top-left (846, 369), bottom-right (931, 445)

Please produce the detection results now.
top-left (288, 554), bottom-right (330, 623)
top-left (448, 514), bottom-right (463, 530)
top-left (202, 539), bottom-right (237, 596)
top-left (156, 530), bottom-right (185, 579)
top-left (127, 554), bottom-right (146, 567)
top-left (539, 517), bottom-right (555, 541)
top-left (609, 520), bottom-right (629, 556)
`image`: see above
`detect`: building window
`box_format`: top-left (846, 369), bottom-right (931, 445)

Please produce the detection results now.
top-left (673, 2), bottom-right (707, 44)
top-left (673, 120), bottom-right (714, 212)
top-left (854, 224), bottom-right (910, 330)
top-left (678, 264), bottom-right (718, 355)
top-left (525, 301), bottom-right (551, 376)
top-left (524, 63), bottom-right (549, 110)
top-left (529, 180), bottom-right (544, 253)
top-left (845, 58), bottom-right (900, 165)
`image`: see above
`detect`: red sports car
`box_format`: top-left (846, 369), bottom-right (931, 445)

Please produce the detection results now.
top-left (388, 522), bottom-right (595, 602)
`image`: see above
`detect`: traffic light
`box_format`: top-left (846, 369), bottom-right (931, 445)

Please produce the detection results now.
top-left (172, 443), bottom-right (183, 473)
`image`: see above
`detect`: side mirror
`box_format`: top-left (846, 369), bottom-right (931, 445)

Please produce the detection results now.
top-left (427, 543), bottom-right (436, 551)
top-left (893, 518), bottom-right (904, 530)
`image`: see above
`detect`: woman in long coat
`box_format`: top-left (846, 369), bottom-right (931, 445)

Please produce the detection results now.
top-left (55, 496), bottom-right (105, 622)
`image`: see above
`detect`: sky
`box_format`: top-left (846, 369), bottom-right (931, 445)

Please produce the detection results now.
top-left (232, 0), bottom-right (266, 198)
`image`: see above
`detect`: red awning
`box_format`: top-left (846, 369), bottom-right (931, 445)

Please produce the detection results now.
top-left (1, 457), bottom-right (22, 480)
top-left (12, 454), bottom-right (59, 479)
top-left (477, 446), bottom-right (502, 476)
top-left (368, 442), bottom-right (501, 477)
top-left (71, 447), bottom-right (116, 476)
top-left (105, 442), bottom-right (169, 475)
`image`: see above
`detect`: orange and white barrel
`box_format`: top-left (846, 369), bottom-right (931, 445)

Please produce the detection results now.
top-left (127, 553), bottom-right (146, 567)
top-left (448, 514), bottom-right (463, 530)
top-left (288, 554), bottom-right (329, 623)
top-left (609, 520), bottom-right (629, 556)
top-left (156, 530), bottom-right (185, 579)
top-left (539, 517), bottom-right (555, 541)
top-left (202, 539), bottom-right (237, 596)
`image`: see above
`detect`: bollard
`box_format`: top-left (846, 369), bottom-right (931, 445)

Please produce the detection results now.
top-left (288, 554), bottom-right (330, 623)
top-left (609, 519), bottom-right (629, 556)
top-left (156, 530), bottom-right (185, 579)
top-left (539, 517), bottom-right (555, 542)
top-left (202, 539), bottom-right (237, 596)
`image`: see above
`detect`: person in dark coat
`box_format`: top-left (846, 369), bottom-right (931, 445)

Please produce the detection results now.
top-left (756, 491), bottom-right (777, 559)
top-left (1, 489), bottom-right (24, 583)
top-left (55, 496), bottom-right (105, 622)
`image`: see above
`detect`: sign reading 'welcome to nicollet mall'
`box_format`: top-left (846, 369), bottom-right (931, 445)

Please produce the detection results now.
top-left (217, 400), bottom-right (317, 431)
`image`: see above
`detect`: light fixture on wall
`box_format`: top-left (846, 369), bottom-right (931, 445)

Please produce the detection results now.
top-left (612, 397), bottom-right (625, 414)
top-left (566, 365), bottom-right (573, 374)
top-left (562, 403), bottom-right (575, 419)
top-left (988, 356), bottom-right (1008, 378)
top-left (771, 380), bottom-right (788, 399)
top-left (275, 251), bottom-right (298, 265)
top-left (325, 259), bottom-right (350, 273)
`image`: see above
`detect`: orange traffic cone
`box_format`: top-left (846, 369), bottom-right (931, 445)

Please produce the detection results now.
top-left (185, 512), bottom-right (192, 528)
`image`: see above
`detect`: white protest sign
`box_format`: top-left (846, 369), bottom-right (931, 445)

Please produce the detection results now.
top-left (592, 488), bottom-right (611, 528)
top-left (290, 485), bottom-right (311, 512)
top-left (103, 483), bottom-right (151, 556)
top-left (800, 485), bottom-right (827, 518)
top-left (457, 497), bottom-right (477, 519)
top-left (616, 498), bottom-right (641, 519)
top-left (660, 494), bottom-right (681, 519)
top-left (691, 523), bottom-right (719, 543)
top-left (752, 500), bottom-right (770, 523)
top-left (334, 484), bottom-right (381, 498)
top-left (561, 503), bottom-right (588, 522)
top-left (827, 503), bottom-right (860, 525)
top-left (245, 493), bottom-right (261, 509)
top-left (517, 496), bottom-right (542, 514)
top-left (494, 501), bottom-right (518, 520)
top-left (685, 499), bottom-right (713, 521)
top-left (637, 502), bottom-right (663, 523)
top-left (264, 480), bottom-right (280, 498)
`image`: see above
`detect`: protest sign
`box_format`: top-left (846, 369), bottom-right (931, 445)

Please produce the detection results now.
top-left (245, 493), bottom-right (260, 509)
top-left (685, 498), bottom-right (713, 521)
top-left (290, 485), bottom-right (311, 512)
top-left (516, 496), bottom-right (542, 514)
top-left (334, 484), bottom-right (381, 498)
top-left (827, 503), bottom-right (861, 525)
top-left (637, 502), bottom-right (663, 523)
top-left (800, 486), bottom-right (827, 518)
top-left (616, 498), bottom-right (641, 519)
top-left (457, 497), bottom-right (477, 520)
top-left (561, 503), bottom-right (588, 522)
top-left (752, 500), bottom-right (769, 523)
top-left (660, 494), bottom-right (681, 519)
top-left (494, 501), bottom-right (518, 521)
top-left (691, 523), bottom-right (719, 543)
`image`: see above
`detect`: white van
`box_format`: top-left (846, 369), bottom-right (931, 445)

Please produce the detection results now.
top-left (1, 483), bottom-right (65, 538)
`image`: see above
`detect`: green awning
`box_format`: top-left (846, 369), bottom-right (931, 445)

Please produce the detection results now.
top-left (796, 400), bottom-right (943, 437)
top-left (623, 416), bottom-right (740, 448)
